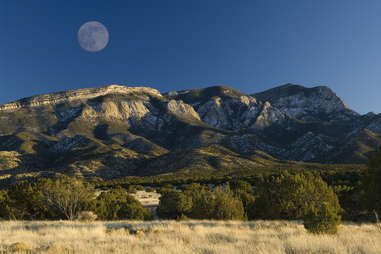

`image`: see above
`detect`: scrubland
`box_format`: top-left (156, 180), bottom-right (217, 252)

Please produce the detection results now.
top-left (0, 220), bottom-right (380, 254)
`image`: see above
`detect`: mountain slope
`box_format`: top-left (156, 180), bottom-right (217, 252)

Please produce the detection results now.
top-left (0, 83), bottom-right (379, 184)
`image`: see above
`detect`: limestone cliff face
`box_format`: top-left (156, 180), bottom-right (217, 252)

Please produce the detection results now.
top-left (166, 100), bottom-right (201, 121)
top-left (0, 85), bottom-right (162, 111)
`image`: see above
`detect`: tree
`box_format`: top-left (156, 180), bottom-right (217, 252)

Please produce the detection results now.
top-left (250, 171), bottom-right (341, 220)
top-left (1, 179), bottom-right (57, 220)
top-left (157, 191), bottom-right (192, 219)
top-left (41, 176), bottom-right (95, 220)
top-left (304, 202), bottom-right (341, 234)
top-left (363, 149), bottom-right (381, 217)
top-left (183, 183), bottom-right (214, 219)
top-left (96, 187), bottom-right (151, 220)
top-left (228, 180), bottom-right (252, 194)
top-left (158, 184), bottom-right (246, 220)
top-left (228, 180), bottom-right (255, 216)
top-left (212, 186), bottom-right (246, 220)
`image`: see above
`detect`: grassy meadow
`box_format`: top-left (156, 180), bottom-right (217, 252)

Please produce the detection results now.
top-left (0, 220), bottom-right (380, 254)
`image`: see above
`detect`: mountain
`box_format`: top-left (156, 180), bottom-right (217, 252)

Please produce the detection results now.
top-left (252, 84), bottom-right (359, 122)
top-left (0, 83), bottom-right (377, 184)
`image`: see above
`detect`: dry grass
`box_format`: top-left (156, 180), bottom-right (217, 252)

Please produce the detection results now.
top-left (0, 220), bottom-right (380, 254)
top-left (131, 190), bottom-right (161, 207)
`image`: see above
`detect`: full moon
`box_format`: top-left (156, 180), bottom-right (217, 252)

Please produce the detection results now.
top-left (78, 21), bottom-right (109, 52)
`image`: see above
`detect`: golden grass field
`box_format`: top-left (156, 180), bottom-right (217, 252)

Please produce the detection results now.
top-left (0, 220), bottom-right (380, 254)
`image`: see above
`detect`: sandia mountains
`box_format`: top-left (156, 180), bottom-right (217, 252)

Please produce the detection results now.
top-left (0, 83), bottom-right (378, 183)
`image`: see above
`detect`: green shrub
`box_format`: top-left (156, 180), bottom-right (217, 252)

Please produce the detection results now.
top-left (250, 171), bottom-right (341, 220)
top-left (304, 203), bottom-right (341, 234)
top-left (183, 184), bottom-right (214, 219)
top-left (157, 187), bottom-right (173, 195)
top-left (157, 191), bottom-right (192, 219)
top-left (363, 149), bottom-right (381, 216)
top-left (228, 180), bottom-right (252, 194)
top-left (158, 184), bottom-right (246, 220)
top-left (127, 185), bottom-right (137, 194)
top-left (95, 187), bottom-right (151, 220)
top-left (212, 187), bottom-right (246, 220)
top-left (145, 187), bottom-right (155, 192)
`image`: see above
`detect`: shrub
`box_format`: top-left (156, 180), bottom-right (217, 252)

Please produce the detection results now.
top-left (157, 187), bottom-right (173, 195)
top-left (158, 184), bottom-right (246, 220)
top-left (95, 187), bottom-right (151, 220)
top-left (184, 184), bottom-right (214, 219)
top-left (304, 202), bottom-right (341, 234)
top-left (250, 171), bottom-right (341, 220)
top-left (76, 211), bottom-right (97, 222)
top-left (228, 180), bottom-right (255, 216)
top-left (145, 187), bottom-right (155, 192)
top-left (157, 191), bottom-right (192, 219)
top-left (212, 187), bottom-right (246, 220)
top-left (127, 185), bottom-right (137, 194)
top-left (228, 180), bottom-right (252, 194)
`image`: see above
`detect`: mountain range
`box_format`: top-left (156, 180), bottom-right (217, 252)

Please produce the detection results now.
top-left (0, 83), bottom-right (377, 184)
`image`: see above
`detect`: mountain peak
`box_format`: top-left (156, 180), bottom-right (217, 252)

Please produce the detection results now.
top-left (165, 85), bottom-right (246, 105)
top-left (252, 83), bottom-right (358, 121)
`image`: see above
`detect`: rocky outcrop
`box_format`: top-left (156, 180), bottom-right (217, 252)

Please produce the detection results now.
top-left (253, 84), bottom-right (359, 121)
top-left (193, 95), bottom-right (286, 130)
top-left (0, 85), bottom-right (162, 111)
top-left (166, 100), bottom-right (200, 121)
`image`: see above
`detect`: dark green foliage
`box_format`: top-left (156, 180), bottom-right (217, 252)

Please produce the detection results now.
top-left (228, 180), bottom-right (252, 194)
top-left (0, 177), bottom-right (95, 220)
top-left (228, 180), bottom-right (255, 216)
top-left (0, 180), bottom-right (51, 220)
top-left (212, 187), bottom-right (246, 220)
top-left (0, 177), bottom-right (150, 221)
top-left (304, 202), bottom-right (341, 234)
top-left (145, 187), bottom-right (154, 192)
top-left (0, 190), bottom-right (12, 220)
top-left (183, 184), bottom-right (214, 219)
top-left (95, 187), bottom-right (151, 220)
top-left (157, 191), bottom-right (192, 219)
top-left (127, 185), bottom-right (137, 194)
top-left (363, 149), bottom-right (381, 216)
top-left (250, 171), bottom-right (341, 220)
top-left (158, 184), bottom-right (246, 220)
top-left (157, 187), bottom-right (173, 195)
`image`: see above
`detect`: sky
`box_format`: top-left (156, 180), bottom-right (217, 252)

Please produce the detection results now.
top-left (2, 0), bottom-right (381, 114)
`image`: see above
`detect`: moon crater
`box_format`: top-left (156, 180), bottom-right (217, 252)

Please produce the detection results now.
top-left (78, 21), bottom-right (109, 52)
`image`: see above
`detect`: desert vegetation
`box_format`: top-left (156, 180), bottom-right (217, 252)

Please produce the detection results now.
top-left (0, 146), bottom-right (380, 253)
top-left (0, 220), bottom-right (380, 254)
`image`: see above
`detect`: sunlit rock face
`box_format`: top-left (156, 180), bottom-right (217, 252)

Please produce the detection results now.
top-left (167, 86), bottom-right (287, 131)
top-left (0, 85), bottom-right (162, 112)
top-left (253, 84), bottom-right (359, 122)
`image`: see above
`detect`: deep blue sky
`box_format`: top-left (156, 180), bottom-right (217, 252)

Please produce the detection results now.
top-left (2, 1), bottom-right (381, 114)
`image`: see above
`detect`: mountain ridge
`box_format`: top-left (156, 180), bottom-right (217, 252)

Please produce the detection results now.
top-left (0, 83), bottom-right (378, 184)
